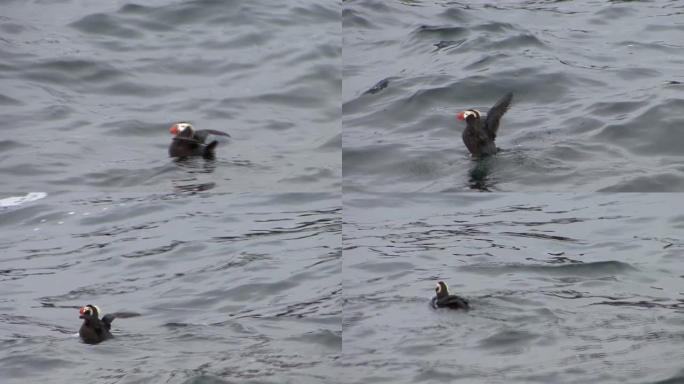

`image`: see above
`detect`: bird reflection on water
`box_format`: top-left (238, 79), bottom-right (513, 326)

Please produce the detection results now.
top-left (172, 156), bottom-right (217, 193)
top-left (468, 157), bottom-right (495, 191)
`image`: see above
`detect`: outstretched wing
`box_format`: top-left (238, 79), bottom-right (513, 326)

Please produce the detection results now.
top-left (196, 129), bottom-right (231, 139)
top-left (101, 314), bottom-right (116, 330)
top-left (484, 92), bottom-right (513, 138)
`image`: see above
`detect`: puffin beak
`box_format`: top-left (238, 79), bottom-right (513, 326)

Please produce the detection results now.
top-left (169, 124), bottom-right (178, 135)
top-left (456, 112), bottom-right (465, 121)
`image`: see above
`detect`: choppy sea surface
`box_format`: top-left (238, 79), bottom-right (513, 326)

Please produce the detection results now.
top-left (1, 0), bottom-right (340, 194)
top-left (344, 193), bottom-right (684, 384)
top-left (1, 192), bottom-right (341, 384)
top-left (343, 0), bottom-right (684, 192)
top-left (4, 0), bottom-right (684, 383)
top-left (1, 0), bottom-right (341, 382)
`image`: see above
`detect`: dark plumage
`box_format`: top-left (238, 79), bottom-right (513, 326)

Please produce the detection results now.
top-left (78, 304), bottom-right (115, 344)
top-left (168, 122), bottom-right (230, 158)
top-left (431, 281), bottom-right (470, 310)
top-left (456, 92), bottom-right (513, 158)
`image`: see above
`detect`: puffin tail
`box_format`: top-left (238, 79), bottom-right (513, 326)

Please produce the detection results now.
top-left (102, 314), bottom-right (116, 329)
top-left (203, 141), bottom-right (218, 159)
top-left (205, 140), bottom-right (218, 153)
top-left (206, 140), bottom-right (218, 151)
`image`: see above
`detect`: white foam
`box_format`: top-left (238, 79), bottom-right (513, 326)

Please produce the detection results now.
top-left (0, 192), bottom-right (47, 208)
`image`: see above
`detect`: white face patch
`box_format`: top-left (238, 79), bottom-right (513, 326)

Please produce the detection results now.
top-left (176, 123), bottom-right (193, 132)
top-left (462, 110), bottom-right (481, 120)
top-left (92, 305), bottom-right (100, 316)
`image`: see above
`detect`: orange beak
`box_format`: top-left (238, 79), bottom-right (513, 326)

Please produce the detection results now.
top-left (79, 307), bottom-right (86, 315)
top-left (456, 112), bottom-right (465, 121)
top-left (169, 124), bottom-right (178, 135)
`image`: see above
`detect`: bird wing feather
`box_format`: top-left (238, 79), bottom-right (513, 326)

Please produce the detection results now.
top-left (101, 314), bottom-right (116, 330)
top-left (484, 92), bottom-right (513, 138)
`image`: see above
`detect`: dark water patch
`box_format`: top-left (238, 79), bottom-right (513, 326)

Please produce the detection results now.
top-left (472, 21), bottom-right (516, 34)
top-left (591, 300), bottom-right (684, 309)
top-left (258, 87), bottom-right (327, 108)
top-left (653, 370), bottom-right (684, 384)
top-left (343, 144), bottom-right (409, 176)
top-left (278, 168), bottom-right (336, 184)
top-left (180, 375), bottom-right (231, 384)
top-left (364, 78), bottom-right (390, 95)
top-left (350, 261), bottom-right (415, 273)
top-left (290, 4), bottom-right (340, 24)
top-left (262, 120), bottom-right (295, 131)
top-left (100, 81), bottom-right (181, 97)
top-left (600, 173), bottom-right (684, 192)
top-left (462, 53), bottom-right (508, 70)
top-left (438, 7), bottom-right (468, 22)
top-left (499, 231), bottom-right (578, 242)
top-left (23, 105), bottom-right (74, 122)
top-left (74, 221), bottom-right (163, 238)
top-left (0, 267), bottom-right (57, 282)
top-left (412, 368), bottom-right (462, 383)
top-left (595, 99), bottom-right (684, 156)
top-left (0, 140), bottom-right (28, 152)
top-left (614, 66), bottom-right (661, 80)
top-left (488, 33), bottom-right (547, 50)
top-left (433, 39), bottom-right (465, 50)
top-left (0, 354), bottom-right (78, 379)
top-left (462, 260), bottom-right (636, 277)
top-left (0, 94), bottom-right (23, 106)
top-left (413, 25), bottom-right (468, 40)
top-left (478, 329), bottom-right (541, 349)
top-left (118, 3), bottom-right (154, 15)
top-left (167, 0), bottom-right (237, 23)
top-left (588, 100), bottom-right (644, 117)
top-left (200, 31), bottom-right (272, 50)
top-left (100, 119), bottom-right (165, 137)
top-left (0, 21), bottom-right (27, 34)
top-left (343, 8), bottom-right (374, 29)
top-left (22, 59), bottom-right (126, 85)
top-left (70, 13), bottom-right (143, 38)
top-left (526, 255), bottom-right (584, 264)
top-left (319, 134), bottom-right (341, 150)
top-left (591, 5), bottom-right (638, 23)
top-left (121, 240), bottom-right (186, 259)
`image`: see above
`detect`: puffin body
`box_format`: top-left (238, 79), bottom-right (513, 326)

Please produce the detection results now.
top-left (431, 281), bottom-right (470, 310)
top-left (456, 92), bottom-right (513, 158)
top-left (78, 304), bottom-right (115, 344)
top-left (168, 122), bottom-right (230, 158)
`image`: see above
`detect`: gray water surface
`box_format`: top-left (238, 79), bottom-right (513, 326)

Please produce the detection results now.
top-left (1, 192), bottom-right (341, 383)
top-left (1, 0), bottom-right (340, 194)
top-left (4, 0), bottom-right (684, 383)
top-left (343, 0), bottom-right (684, 192)
top-left (344, 193), bottom-right (684, 384)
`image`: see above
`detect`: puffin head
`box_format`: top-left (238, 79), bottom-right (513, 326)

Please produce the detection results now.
top-left (456, 109), bottom-right (481, 123)
top-left (79, 304), bottom-right (101, 320)
top-left (169, 122), bottom-right (194, 137)
top-left (435, 281), bottom-right (450, 299)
